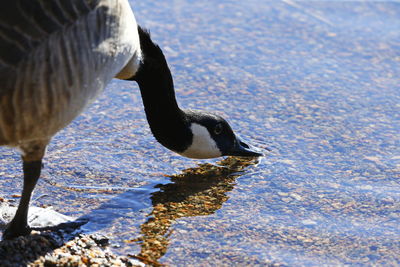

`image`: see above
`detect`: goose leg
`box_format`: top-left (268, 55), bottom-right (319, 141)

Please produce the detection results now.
top-left (3, 141), bottom-right (47, 240)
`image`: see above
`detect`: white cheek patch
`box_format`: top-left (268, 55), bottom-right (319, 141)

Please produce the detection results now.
top-left (179, 123), bottom-right (222, 159)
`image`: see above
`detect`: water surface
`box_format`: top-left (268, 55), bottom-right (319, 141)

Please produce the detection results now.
top-left (1, 0), bottom-right (399, 266)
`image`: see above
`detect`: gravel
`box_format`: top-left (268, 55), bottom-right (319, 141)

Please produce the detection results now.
top-left (0, 231), bottom-right (143, 267)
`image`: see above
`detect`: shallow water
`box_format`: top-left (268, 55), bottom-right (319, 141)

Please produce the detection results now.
top-left (1, 0), bottom-right (399, 265)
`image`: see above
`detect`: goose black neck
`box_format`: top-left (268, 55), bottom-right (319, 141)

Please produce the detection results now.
top-left (131, 26), bottom-right (192, 152)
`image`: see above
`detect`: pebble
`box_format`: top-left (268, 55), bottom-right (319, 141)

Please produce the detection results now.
top-left (301, 219), bottom-right (317, 226)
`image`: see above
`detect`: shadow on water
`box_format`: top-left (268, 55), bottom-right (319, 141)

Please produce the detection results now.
top-left (128, 157), bottom-right (259, 265)
top-left (76, 156), bottom-right (259, 265)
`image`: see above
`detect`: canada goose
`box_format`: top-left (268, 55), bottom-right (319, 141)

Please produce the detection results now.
top-left (0, 0), bottom-right (261, 239)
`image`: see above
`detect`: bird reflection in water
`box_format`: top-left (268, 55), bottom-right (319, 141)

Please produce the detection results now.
top-left (126, 157), bottom-right (259, 265)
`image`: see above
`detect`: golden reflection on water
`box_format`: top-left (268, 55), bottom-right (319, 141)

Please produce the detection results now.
top-left (126, 157), bottom-right (259, 265)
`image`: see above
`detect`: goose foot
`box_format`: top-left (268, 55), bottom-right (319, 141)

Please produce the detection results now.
top-left (3, 221), bottom-right (31, 240)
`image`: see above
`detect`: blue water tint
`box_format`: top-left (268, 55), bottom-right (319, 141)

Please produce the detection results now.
top-left (1, 0), bottom-right (400, 265)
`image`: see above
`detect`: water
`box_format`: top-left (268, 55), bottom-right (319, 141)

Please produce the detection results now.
top-left (1, 0), bottom-right (399, 265)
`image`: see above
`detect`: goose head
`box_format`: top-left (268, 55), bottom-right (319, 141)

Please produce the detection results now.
top-left (178, 111), bottom-right (262, 159)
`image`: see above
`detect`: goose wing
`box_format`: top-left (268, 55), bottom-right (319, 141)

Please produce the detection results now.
top-left (0, 0), bottom-right (98, 69)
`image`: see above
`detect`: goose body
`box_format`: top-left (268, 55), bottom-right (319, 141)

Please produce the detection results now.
top-left (0, 0), bottom-right (140, 146)
top-left (1, 0), bottom-right (261, 239)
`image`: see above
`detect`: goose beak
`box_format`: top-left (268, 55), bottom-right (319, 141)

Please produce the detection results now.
top-left (225, 137), bottom-right (263, 157)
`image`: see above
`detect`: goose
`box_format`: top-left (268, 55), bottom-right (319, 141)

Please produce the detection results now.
top-left (0, 0), bottom-right (261, 240)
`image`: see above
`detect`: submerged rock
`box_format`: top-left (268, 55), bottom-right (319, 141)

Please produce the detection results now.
top-left (0, 203), bottom-right (77, 230)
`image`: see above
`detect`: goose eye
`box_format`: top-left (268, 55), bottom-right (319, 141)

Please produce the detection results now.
top-left (214, 123), bottom-right (223, 135)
